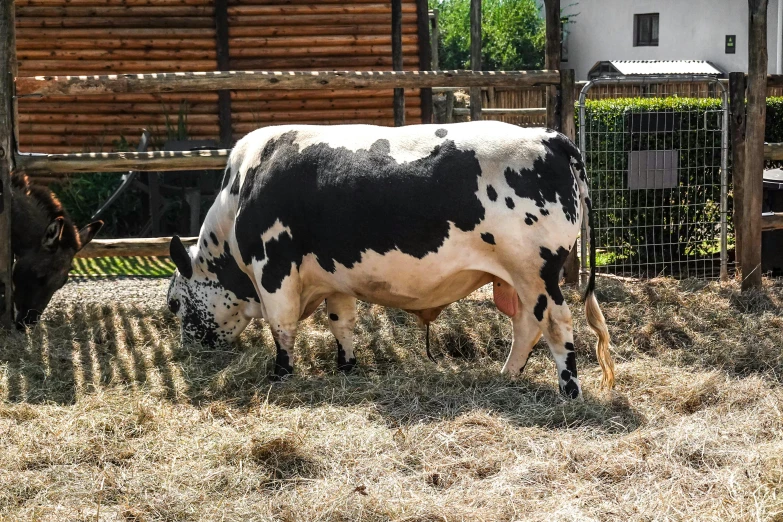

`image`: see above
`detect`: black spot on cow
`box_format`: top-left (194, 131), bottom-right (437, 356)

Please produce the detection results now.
top-left (540, 246), bottom-right (570, 306)
top-left (198, 256), bottom-right (204, 263)
top-left (220, 165), bottom-right (232, 191)
top-left (481, 232), bottom-right (495, 245)
top-left (329, 313), bottom-right (339, 321)
top-left (503, 134), bottom-right (580, 223)
top-left (435, 128), bottom-right (448, 138)
top-left (235, 132), bottom-right (487, 293)
top-left (540, 208), bottom-right (550, 216)
top-left (533, 294), bottom-right (547, 321)
top-left (565, 342), bottom-right (575, 352)
top-left (210, 232), bottom-right (219, 246)
top-left (505, 197), bottom-right (515, 209)
top-left (230, 173), bottom-right (241, 195)
top-left (205, 242), bottom-right (259, 302)
top-left (487, 185), bottom-right (498, 202)
top-left (524, 212), bottom-right (539, 226)
top-left (564, 350), bottom-right (577, 377)
top-left (202, 239), bottom-right (208, 248)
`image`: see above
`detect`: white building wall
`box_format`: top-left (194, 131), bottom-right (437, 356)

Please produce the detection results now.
top-left (564, 0), bottom-right (781, 80)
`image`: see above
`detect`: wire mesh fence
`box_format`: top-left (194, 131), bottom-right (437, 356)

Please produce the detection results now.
top-left (578, 76), bottom-right (729, 280)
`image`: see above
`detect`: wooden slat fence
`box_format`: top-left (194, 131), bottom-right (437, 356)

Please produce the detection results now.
top-left (14, 0), bottom-right (425, 155)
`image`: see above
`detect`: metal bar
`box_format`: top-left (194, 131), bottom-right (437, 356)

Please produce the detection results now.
top-left (15, 70), bottom-right (562, 97)
top-left (0, 0), bottom-right (15, 328)
top-left (720, 79), bottom-right (729, 281)
top-left (578, 80), bottom-right (591, 282)
top-left (730, 72), bottom-right (747, 265)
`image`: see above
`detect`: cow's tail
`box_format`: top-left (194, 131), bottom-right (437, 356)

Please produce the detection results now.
top-left (569, 145), bottom-right (615, 390)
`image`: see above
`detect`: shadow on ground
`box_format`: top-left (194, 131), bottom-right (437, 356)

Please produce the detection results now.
top-left (3, 277), bottom-right (783, 435)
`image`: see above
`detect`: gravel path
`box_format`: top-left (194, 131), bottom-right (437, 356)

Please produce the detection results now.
top-left (47, 276), bottom-right (170, 312)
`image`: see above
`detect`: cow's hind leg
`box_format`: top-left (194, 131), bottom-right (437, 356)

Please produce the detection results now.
top-left (326, 293), bottom-right (358, 373)
top-left (263, 295), bottom-right (301, 381)
top-left (511, 277), bottom-right (580, 398)
top-left (500, 301), bottom-right (543, 377)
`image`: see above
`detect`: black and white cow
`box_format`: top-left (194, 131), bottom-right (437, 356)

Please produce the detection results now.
top-left (167, 121), bottom-right (614, 398)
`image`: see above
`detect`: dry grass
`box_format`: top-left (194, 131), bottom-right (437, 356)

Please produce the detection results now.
top-left (1, 277), bottom-right (783, 521)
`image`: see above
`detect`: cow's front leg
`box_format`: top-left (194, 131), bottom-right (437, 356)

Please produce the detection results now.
top-left (269, 319), bottom-right (298, 381)
top-left (326, 293), bottom-right (358, 373)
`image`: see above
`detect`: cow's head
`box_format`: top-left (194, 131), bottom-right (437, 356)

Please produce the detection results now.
top-left (167, 236), bottom-right (253, 348)
top-left (13, 217), bottom-right (103, 328)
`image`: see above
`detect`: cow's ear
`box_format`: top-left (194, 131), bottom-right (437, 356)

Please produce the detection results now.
top-left (77, 221), bottom-right (103, 251)
top-left (42, 216), bottom-right (65, 250)
top-left (170, 235), bottom-right (193, 279)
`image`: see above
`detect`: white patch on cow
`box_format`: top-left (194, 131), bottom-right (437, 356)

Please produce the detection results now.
top-left (261, 219), bottom-right (293, 244)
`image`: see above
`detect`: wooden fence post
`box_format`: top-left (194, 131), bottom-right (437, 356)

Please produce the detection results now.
top-left (545, 0), bottom-right (561, 130)
top-left (729, 72), bottom-right (747, 272)
top-left (743, 0), bottom-right (768, 290)
top-left (214, 0), bottom-right (232, 147)
top-left (469, 0), bottom-right (482, 122)
top-left (560, 69), bottom-right (579, 285)
top-left (392, 0), bottom-right (405, 127)
top-left (416, 0), bottom-right (433, 124)
top-left (0, 0), bottom-right (15, 329)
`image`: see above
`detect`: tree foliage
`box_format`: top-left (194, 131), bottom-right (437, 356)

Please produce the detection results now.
top-left (430, 0), bottom-right (545, 70)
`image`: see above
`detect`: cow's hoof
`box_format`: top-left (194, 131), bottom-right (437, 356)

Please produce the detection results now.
top-left (270, 365), bottom-right (293, 382)
top-left (337, 357), bottom-right (357, 374)
top-left (559, 380), bottom-right (582, 399)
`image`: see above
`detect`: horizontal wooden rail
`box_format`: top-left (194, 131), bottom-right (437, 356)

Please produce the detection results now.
top-left (15, 69), bottom-right (561, 97)
top-left (453, 107), bottom-right (546, 116)
top-left (762, 212), bottom-right (783, 231)
top-left (16, 149), bottom-right (230, 174)
top-left (764, 142), bottom-right (783, 160)
top-left (75, 236), bottom-right (198, 258)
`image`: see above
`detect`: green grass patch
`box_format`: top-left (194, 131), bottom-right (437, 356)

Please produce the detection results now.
top-left (71, 256), bottom-right (175, 278)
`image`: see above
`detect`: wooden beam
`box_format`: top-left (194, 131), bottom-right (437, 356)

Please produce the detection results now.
top-left (16, 149), bottom-right (231, 174)
top-left (452, 107), bottom-right (546, 115)
top-left (0, 0), bottom-right (15, 328)
top-left (761, 212), bottom-right (783, 232)
top-left (762, 212), bottom-right (783, 231)
top-left (392, 0), bottom-right (405, 127)
top-left (469, 0), bottom-right (482, 122)
top-left (763, 141), bottom-right (783, 159)
top-left (416, 0), bottom-right (433, 124)
top-left (560, 69), bottom-right (579, 285)
top-left (430, 9), bottom-right (439, 71)
top-left (545, 0), bottom-right (561, 130)
top-left (16, 70), bottom-right (562, 97)
top-left (75, 236), bottom-right (198, 258)
top-left (729, 72), bottom-right (747, 267)
top-left (743, 0), bottom-right (768, 290)
top-left (214, 0), bottom-right (232, 147)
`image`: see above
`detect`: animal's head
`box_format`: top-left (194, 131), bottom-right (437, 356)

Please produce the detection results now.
top-left (13, 216), bottom-right (102, 328)
top-left (167, 235), bottom-right (254, 348)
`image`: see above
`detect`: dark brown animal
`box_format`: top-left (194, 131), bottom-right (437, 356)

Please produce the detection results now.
top-left (11, 172), bottom-right (102, 328)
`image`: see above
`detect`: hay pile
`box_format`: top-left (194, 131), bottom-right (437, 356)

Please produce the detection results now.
top-left (1, 276), bottom-right (782, 520)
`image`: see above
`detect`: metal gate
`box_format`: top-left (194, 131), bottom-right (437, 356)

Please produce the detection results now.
top-left (578, 76), bottom-right (729, 280)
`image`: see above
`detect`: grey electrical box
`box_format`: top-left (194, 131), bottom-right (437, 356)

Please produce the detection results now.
top-left (628, 150), bottom-right (679, 190)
